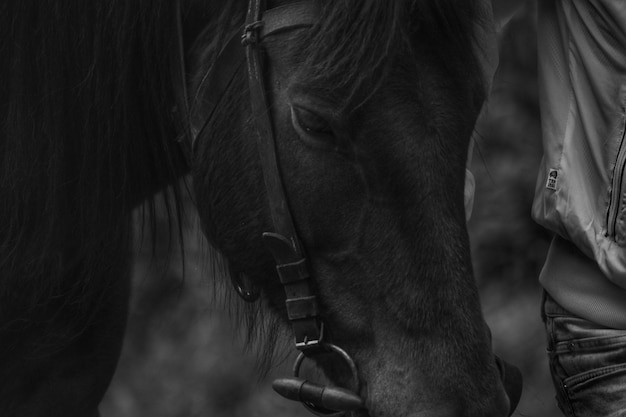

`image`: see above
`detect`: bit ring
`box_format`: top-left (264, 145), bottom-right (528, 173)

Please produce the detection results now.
top-left (293, 343), bottom-right (361, 416)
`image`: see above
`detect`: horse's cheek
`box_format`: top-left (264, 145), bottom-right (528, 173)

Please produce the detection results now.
top-left (291, 154), bottom-right (367, 252)
top-left (275, 129), bottom-right (368, 253)
top-left (192, 124), bottom-right (270, 267)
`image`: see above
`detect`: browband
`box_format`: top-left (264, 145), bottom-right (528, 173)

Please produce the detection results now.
top-left (182, 1), bottom-right (320, 161)
top-left (260, 1), bottom-right (320, 39)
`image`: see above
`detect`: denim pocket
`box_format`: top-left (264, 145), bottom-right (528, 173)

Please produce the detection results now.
top-left (563, 364), bottom-right (626, 417)
top-left (554, 331), bottom-right (626, 380)
top-left (546, 310), bottom-right (626, 416)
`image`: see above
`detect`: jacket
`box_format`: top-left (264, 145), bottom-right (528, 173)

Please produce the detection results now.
top-left (533, 0), bottom-right (626, 327)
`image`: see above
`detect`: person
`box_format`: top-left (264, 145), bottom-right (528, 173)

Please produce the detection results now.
top-left (476, 0), bottom-right (626, 415)
top-left (532, 1), bottom-right (626, 416)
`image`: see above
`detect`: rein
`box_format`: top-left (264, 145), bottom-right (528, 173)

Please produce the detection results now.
top-left (179, 1), bottom-right (364, 415)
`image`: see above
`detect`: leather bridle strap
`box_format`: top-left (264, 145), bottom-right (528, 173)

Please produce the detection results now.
top-left (188, 31), bottom-right (246, 154)
top-left (179, 0), bottom-right (324, 349)
top-left (242, 0), bottom-right (324, 352)
top-left (173, 0), bottom-right (193, 162)
top-left (260, 1), bottom-right (320, 38)
top-left (174, 0), bottom-right (248, 163)
top-left (244, 7), bottom-right (364, 414)
top-left (181, 1), bottom-right (318, 160)
top-left (179, 1), bottom-right (363, 413)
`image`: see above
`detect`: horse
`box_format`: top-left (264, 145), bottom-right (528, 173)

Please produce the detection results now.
top-left (0, 0), bottom-right (520, 416)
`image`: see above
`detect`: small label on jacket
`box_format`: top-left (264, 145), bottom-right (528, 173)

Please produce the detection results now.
top-left (546, 169), bottom-right (558, 190)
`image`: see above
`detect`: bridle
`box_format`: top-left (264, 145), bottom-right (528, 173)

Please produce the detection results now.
top-left (174, 2), bottom-right (526, 416)
top-left (176, 0), bottom-right (365, 415)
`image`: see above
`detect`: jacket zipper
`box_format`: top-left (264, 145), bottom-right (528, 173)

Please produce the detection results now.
top-left (607, 116), bottom-right (626, 238)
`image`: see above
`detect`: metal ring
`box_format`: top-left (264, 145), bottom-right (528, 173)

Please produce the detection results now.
top-left (293, 343), bottom-right (361, 417)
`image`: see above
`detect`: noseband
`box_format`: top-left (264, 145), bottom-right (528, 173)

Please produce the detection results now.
top-left (178, 0), bottom-right (364, 415)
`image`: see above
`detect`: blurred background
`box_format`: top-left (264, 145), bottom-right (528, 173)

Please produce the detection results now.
top-left (101, 1), bottom-right (559, 416)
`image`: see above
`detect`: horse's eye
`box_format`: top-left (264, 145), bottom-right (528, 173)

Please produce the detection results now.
top-left (292, 106), bottom-right (331, 134)
top-left (290, 105), bottom-right (336, 150)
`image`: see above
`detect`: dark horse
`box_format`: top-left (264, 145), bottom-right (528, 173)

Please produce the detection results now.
top-left (0, 0), bottom-right (519, 416)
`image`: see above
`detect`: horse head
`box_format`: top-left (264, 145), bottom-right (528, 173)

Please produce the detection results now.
top-left (186, 0), bottom-right (514, 416)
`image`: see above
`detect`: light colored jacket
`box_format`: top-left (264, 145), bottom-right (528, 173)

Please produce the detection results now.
top-left (534, 0), bottom-right (626, 326)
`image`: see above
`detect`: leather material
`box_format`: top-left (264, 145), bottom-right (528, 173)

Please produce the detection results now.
top-left (244, 0), bottom-right (325, 352)
top-left (260, 2), bottom-right (320, 39)
top-left (263, 233), bottom-right (323, 349)
top-left (244, 0), bottom-right (302, 245)
top-left (172, 0), bottom-right (193, 162)
top-left (189, 30), bottom-right (245, 155)
top-left (285, 296), bottom-right (318, 320)
top-left (276, 258), bottom-right (310, 284)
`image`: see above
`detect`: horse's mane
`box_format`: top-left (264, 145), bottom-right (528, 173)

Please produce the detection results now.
top-left (0, 1), bottom-right (187, 352)
top-left (293, 0), bottom-right (489, 110)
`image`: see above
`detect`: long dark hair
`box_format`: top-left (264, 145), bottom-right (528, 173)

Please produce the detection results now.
top-left (289, 0), bottom-right (488, 110)
top-left (0, 0), bottom-right (187, 353)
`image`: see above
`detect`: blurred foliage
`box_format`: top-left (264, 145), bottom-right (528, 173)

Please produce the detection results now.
top-left (102, 2), bottom-right (559, 416)
top-left (470, 1), bottom-right (558, 416)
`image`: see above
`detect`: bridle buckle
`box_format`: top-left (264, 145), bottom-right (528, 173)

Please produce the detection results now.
top-left (241, 21), bottom-right (263, 46)
top-left (295, 321), bottom-right (325, 351)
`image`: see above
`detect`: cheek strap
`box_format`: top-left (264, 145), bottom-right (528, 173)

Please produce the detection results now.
top-left (464, 136), bottom-right (476, 222)
top-left (464, 168), bottom-right (476, 221)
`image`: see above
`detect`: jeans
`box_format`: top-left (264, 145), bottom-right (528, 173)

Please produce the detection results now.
top-left (542, 292), bottom-right (626, 416)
